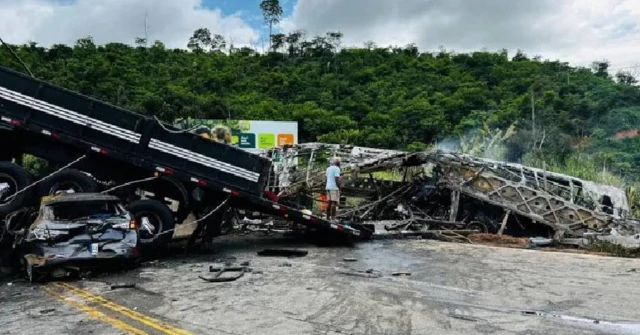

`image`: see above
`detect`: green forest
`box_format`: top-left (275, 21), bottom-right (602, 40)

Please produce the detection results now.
top-left (2, 28), bottom-right (640, 187)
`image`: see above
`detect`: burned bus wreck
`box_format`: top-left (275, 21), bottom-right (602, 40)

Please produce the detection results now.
top-left (269, 144), bottom-right (639, 245)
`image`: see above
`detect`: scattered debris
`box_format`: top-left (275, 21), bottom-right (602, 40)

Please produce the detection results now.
top-left (240, 261), bottom-right (250, 266)
top-left (38, 308), bottom-right (56, 314)
top-left (257, 249), bottom-right (308, 257)
top-left (270, 144), bottom-right (640, 251)
top-left (209, 266), bottom-right (246, 272)
top-left (529, 237), bottom-right (553, 247)
top-left (199, 266), bottom-right (247, 283)
top-left (110, 283), bottom-right (136, 290)
top-left (337, 268), bottom-right (382, 278)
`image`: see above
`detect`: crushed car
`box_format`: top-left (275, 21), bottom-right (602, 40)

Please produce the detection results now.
top-left (5, 193), bottom-right (140, 282)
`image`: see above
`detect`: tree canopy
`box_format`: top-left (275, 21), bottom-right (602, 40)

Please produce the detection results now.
top-left (1, 30), bottom-right (640, 183)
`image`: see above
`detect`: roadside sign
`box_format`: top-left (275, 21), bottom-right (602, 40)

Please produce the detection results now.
top-left (174, 119), bottom-right (298, 153)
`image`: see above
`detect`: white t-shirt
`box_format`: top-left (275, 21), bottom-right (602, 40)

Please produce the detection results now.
top-left (326, 165), bottom-right (341, 190)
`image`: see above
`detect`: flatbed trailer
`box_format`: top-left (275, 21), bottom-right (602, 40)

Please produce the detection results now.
top-left (0, 66), bottom-right (368, 248)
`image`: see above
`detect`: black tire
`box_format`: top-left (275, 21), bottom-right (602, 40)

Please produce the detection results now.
top-left (0, 162), bottom-right (33, 218)
top-left (38, 169), bottom-right (98, 196)
top-left (126, 199), bottom-right (175, 248)
top-left (465, 221), bottom-right (489, 233)
top-left (466, 212), bottom-right (500, 234)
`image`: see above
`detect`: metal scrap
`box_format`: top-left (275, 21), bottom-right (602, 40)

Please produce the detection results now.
top-left (110, 283), bottom-right (137, 290)
top-left (199, 265), bottom-right (248, 282)
top-left (337, 268), bottom-right (382, 278)
top-left (257, 249), bottom-right (308, 257)
top-left (265, 144), bottom-right (640, 248)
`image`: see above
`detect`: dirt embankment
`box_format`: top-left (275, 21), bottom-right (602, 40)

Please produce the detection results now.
top-left (468, 233), bottom-right (530, 248)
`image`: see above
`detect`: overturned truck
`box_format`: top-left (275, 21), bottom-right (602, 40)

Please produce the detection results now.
top-left (270, 143), bottom-right (640, 245)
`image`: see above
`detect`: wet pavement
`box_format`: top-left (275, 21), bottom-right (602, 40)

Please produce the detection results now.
top-left (1, 235), bottom-right (640, 334)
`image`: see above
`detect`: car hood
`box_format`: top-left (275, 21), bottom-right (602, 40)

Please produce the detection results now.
top-left (30, 218), bottom-right (128, 229)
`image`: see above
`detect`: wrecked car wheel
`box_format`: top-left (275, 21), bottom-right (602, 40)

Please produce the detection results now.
top-left (23, 259), bottom-right (47, 283)
top-left (26, 266), bottom-right (47, 283)
top-left (0, 162), bottom-right (33, 218)
top-left (39, 169), bottom-right (98, 196)
top-left (127, 199), bottom-right (175, 249)
top-left (465, 221), bottom-right (489, 234)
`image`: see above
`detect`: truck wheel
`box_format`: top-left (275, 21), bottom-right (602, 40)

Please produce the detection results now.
top-left (465, 221), bottom-right (489, 233)
top-left (39, 169), bottom-right (98, 196)
top-left (0, 162), bottom-right (33, 218)
top-left (467, 212), bottom-right (500, 234)
top-left (127, 199), bottom-right (175, 248)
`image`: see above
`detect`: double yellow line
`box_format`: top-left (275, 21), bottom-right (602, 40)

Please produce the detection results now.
top-left (42, 282), bottom-right (195, 335)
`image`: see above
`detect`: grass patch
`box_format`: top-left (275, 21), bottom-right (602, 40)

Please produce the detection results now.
top-left (585, 240), bottom-right (640, 258)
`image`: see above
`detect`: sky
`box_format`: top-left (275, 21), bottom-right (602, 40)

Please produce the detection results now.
top-left (1, 0), bottom-right (640, 70)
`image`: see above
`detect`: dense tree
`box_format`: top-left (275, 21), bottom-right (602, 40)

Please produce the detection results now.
top-left (2, 30), bottom-right (640, 182)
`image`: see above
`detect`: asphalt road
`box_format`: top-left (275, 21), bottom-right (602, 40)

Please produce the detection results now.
top-left (1, 235), bottom-right (640, 335)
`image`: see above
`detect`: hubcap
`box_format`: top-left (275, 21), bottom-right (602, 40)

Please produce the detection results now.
top-left (0, 182), bottom-right (10, 198)
top-left (0, 174), bottom-right (18, 205)
top-left (136, 212), bottom-right (162, 242)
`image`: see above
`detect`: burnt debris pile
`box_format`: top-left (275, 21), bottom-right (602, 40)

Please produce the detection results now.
top-left (268, 144), bottom-right (640, 248)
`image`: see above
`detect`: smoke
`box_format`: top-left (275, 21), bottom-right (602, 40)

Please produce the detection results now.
top-left (434, 124), bottom-right (517, 162)
top-left (435, 137), bottom-right (461, 152)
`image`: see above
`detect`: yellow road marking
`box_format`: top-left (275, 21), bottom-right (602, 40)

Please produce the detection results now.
top-left (54, 282), bottom-right (195, 335)
top-left (41, 285), bottom-right (149, 335)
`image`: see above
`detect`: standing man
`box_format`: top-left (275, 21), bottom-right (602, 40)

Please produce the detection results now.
top-left (325, 157), bottom-right (342, 221)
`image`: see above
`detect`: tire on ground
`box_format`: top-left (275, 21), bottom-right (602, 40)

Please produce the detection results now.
top-left (126, 199), bottom-right (175, 249)
top-left (0, 162), bottom-right (33, 218)
top-left (38, 169), bottom-right (98, 196)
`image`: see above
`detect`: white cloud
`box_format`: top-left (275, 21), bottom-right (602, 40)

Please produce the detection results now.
top-left (0, 0), bottom-right (260, 49)
top-left (282, 0), bottom-right (640, 68)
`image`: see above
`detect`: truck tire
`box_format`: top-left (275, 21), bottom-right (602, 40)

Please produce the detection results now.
top-left (465, 221), bottom-right (490, 234)
top-left (0, 162), bottom-right (33, 218)
top-left (39, 169), bottom-right (98, 196)
top-left (126, 199), bottom-right (175, 249)
top-left (468, 212), bottom-right (500, 234)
